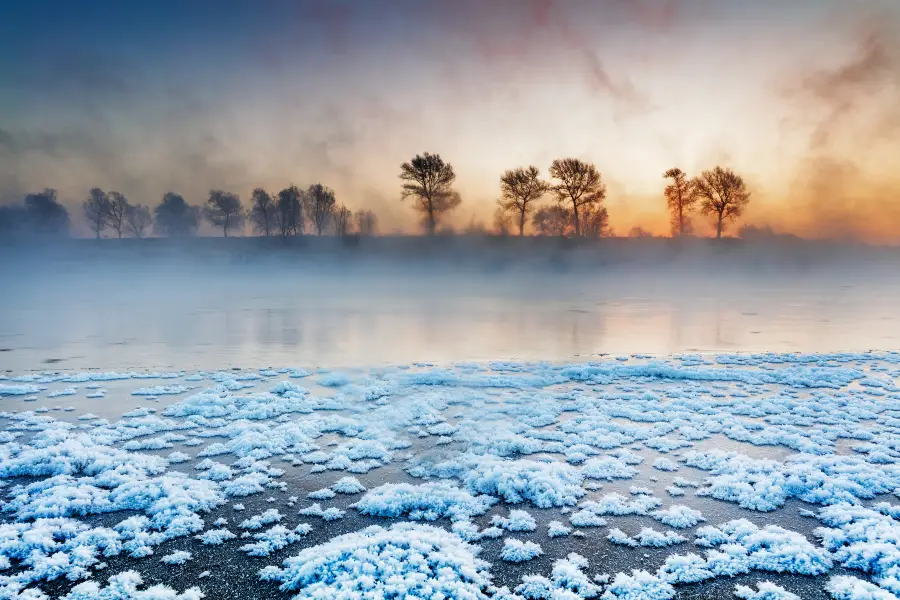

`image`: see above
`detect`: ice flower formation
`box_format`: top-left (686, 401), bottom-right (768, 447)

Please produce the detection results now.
top-left (1, 353), bottom-right (900, 598)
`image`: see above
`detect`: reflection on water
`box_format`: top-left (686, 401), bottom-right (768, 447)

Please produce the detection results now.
top-left (1, 266), bottom-right (899, 371)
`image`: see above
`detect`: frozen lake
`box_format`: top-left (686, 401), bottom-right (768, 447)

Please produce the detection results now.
top-left (2, 261), bottom-right (900, 372)
top-left (2, 247), bottom-right (900, 599)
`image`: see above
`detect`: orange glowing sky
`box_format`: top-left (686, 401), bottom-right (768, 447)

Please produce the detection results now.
top-left (1, 0), bottom-right (899, 240)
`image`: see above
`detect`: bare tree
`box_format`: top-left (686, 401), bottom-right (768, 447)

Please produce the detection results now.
top-left (83, 188), bottom-right (110, 239)
top-left (334, 205), bottom-right (352, 236)
top-left (154, 193), bottom-right (199, 237)
top-left (355, 210), bottom-right (377, 236)
top-left (532, 205), bottom-right (572, 236)
top-left (306, 184), bottom-right (336, 235)
top-left (663, 168), bottom-right (697, 237)
top-left (493, 207), bottom-right (513, 236)
top-left (581, 205), bottom-right (610, 238)
top-left (204, 190), bottom-right (244, 237)
top-left (105, 191), bottom-right (130, 238)
top-left (125, 204), bottom-right (153, 238)
top-left (399, 152), bottom-right (460, 235)
top-left (694, 167), bottom-right (751, 238)
top-left (498, 166), bottom-right (550, 236)
top-left (628, 225), bottom-right (653, 238)
top-left (275, 185), bottom-right (304, 237)
top-left (248, 188), bottom-right (276, 236)
top-left (549, 158), bottom-right (606, 236)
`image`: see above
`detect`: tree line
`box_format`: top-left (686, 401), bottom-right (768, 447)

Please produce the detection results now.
top-left (0, 153), bottom-right (751, 240)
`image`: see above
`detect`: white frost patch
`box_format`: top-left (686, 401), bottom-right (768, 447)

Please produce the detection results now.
top-left (500, 538), bottom-right (543, 562)
top-left (735, 582), bottom-right (800, 600)
top-left (601, 570), bottom-right (675, 600)
top-left (491, 509), bottom-right (537, 532)
top-left (61, 570), bottom-right (203, 600)
top-left (131, 385), bottom-right (188, 396)
top-left (423, 455), bottom-right (585, 508)
top-left (827, 576), bottom-right (899, 600)
top-left (515, 553), bottom-right (601, 598)
top-left (258, 523), bottom-right (491, 598)
top-left (240, 523), bottom-right (312, 556)
top-left (160, 550), bottom-right (192, 564)
top-left (652, 505), bottom-right (705, 529)
top-left (196, 528), bottom-right (236, 545)
top-left (548, 521), bottom-right (572, 538)
top-left (582, 456), bottom-right (638, 481)
top-left (352, 482), bottom-right (496, 521)
top-left (331, 476), bottom-right (366, 494)
top-left (239, 509), bottom-right (282, 530)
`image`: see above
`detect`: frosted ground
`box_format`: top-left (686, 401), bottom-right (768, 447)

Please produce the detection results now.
top-left (3, 353), bottom-right (900, 599)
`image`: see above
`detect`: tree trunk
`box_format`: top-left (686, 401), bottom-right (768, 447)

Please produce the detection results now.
top-left (716, 212), bottom-right (724, 239)
top-left (571, 201), bottom-right (580, 236)
top-left (519, 211), bottom-right (525, 236)
top-left (426, 198), bottom-right (436, 235)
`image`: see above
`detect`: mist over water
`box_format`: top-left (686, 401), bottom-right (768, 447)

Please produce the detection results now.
top-left (3, 238), bottom-right (898, 372)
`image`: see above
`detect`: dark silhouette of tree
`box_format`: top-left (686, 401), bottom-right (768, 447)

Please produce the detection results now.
top-left (493, 207), bottom-right (512, 236)
top-left (628, 225), bottom-right (653, 238)
top-left (549, 158), bottom-right (606, 236)
top-left (355, 210), bottom-right (377, 236)
top-left (334, 205), bottom-right (352, 236)
top-left (532, 205), bottom-right (571, 236)
top-left (275, 185), bottom-right (304, 237)
top-left (249, 188), bottom-right (275, 236)
top-left (399, 152), bottom-right (460, 235)
top-left (498, 166), bottom-right (550, 236)
top-left (105, 191), bottom-right (130, 238)
top-left (307, 184), bottom-right (336, 236)
top-left (694, 166), bottom-right (751, 238)
top-left (663, 168), bottom-right (697, 237)
top-left (205, 190), bottom-right (244, 237)
top-left (124, 204), bottom-right (153, 238)
top-left (154, 193), bottom-right (199, 237)
top-left (581, 205), bottom-right (610, 238)
top-left (83, 188), bottom-right (110, 239)
top-left (22, 189), bottom-right (69, 236)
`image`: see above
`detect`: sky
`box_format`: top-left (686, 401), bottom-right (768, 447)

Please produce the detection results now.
top-left (1, 0), bottom-right (899, 239)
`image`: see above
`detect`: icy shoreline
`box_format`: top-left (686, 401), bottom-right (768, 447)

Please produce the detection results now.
top-left (2, 352), bottom-right (900, 599)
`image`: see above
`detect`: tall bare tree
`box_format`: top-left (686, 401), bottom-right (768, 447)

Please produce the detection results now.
top-left (493, 207), bottom-right (512, 236)
top-left (125, 204), bottom-right (153, 238)
top-left (275, 185), bottom-right (304, 237)
top-left (581, 205), bottom-right (610, 238)
top-left (248, 188), bottom-right (276, 236)
top-left (399, 152), bottom-right (460, 235)
top-left (83, 188), bottom-right (110, 239)
top-left (334, 205), bottom-right (352, 236)
top-left (532, 205), bottom-right (571, 236)
top-left (694, 167), bottom-right (751, 238)
top-left (498, 166), bottom-right (550, 236)
top-left (549, 158), bottom-right (606, 236)
top-left (663, 168), bottom-right (697, 237)
top-left (105, 191), bottom-right (130, 238)
top-left (307, 184), bottom-right (336, 235)
top-left (355, 210), bottom-right (377, 236)
top-left (205, 190), bottom-right (244, 237)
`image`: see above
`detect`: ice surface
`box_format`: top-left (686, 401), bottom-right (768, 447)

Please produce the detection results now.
top-left (3, 353), bottom-right (900, 598)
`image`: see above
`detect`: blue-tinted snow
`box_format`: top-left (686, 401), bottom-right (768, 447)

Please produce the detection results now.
top-left (3, 353), bottom-right (900, 598)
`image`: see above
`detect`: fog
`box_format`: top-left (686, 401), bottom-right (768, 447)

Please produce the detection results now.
top-left (2, 237), bottom-right (898, 372)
